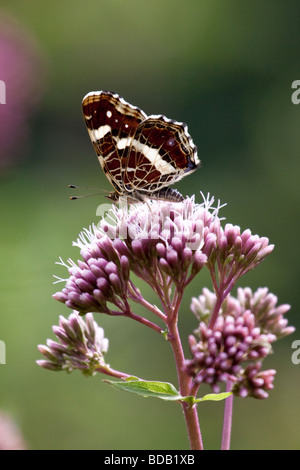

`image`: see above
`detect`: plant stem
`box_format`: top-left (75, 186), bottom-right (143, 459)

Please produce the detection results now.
top-left (124, 310), bottom-right (163, 334)
top-left (208, 291), bottom-right (225, 329)
top-left (166, 291), bottom-right (203, 450)
top-left (182, 402), bottom-right (203, 450)
top-left (221, 380), bottom-right (233, 450)
top-left (129, 289), bottom-right (167, 322)
top-left (96, 366), bottom-right (131, 379)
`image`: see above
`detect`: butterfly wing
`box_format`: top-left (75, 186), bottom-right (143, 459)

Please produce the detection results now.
top-left (82, 91), bottom-right (147, 194)
top-left (122, 115), bottom-right (200, 195)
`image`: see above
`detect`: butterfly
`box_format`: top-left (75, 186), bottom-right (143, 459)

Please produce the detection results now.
top-left (82, 91), bottom-right (200, 203)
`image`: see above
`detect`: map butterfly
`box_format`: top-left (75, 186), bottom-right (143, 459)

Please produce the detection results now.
top-left (82, 91), bottom-right (200, 203)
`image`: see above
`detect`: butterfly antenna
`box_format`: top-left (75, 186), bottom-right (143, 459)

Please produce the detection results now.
top-left (68, 185), bottom-right (110, 200)
top-left (68, 184), bottom-right (107, 191)
top-left (69, 193), bottom-right (101, 200)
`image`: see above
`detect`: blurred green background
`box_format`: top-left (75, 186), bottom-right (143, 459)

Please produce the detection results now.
top-left (0, 0), bottom-right (299, 450)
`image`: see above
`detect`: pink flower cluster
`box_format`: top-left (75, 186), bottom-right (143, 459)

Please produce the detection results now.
top-left (37, 312), bottom-right (109, 376)
top-left (38, 194), bottom-right (294, 401)
top-left (53, 196), bottom-right (274, 315)
top-left (186, 287), bottom-right (294, 398)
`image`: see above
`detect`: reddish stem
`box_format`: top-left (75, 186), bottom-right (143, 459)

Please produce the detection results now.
top-left (208, 291), bottom-right (226, 329)
top-left (221, 380), bottom-right (234, 450)
top-left (165, 289), bottom-right (203, 450)
top-left (124, 310), bottom-right (164, 334)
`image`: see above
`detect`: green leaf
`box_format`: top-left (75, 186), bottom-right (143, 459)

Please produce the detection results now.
top-left (194, 392), bottom-right (232, 403)
top-left (104, 378), bottom-right (182, 401)
top-left (161, 329), bottom-right (169, 340)
top-left (104, 378), bottom-right (232, 404)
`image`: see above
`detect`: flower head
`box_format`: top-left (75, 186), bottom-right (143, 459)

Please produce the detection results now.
top-left (100, 195), bottom-right (214, 285)
top-left (53, 194), bottom-right (277, 328)
top-left (37, 312), bottom-right (109, 376)
top-left (53, 195), bottom-right (221, 314)
top-left (236, 287), bottom-right (294, 339)
top-left (186, 287), bottom-right (294, 397)
top-left (232, 362), bottom-right (276, 399)
top-left (53, 235), bottom-right (132, 315)
top-left (203, 223), bottom-right (275, 295)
